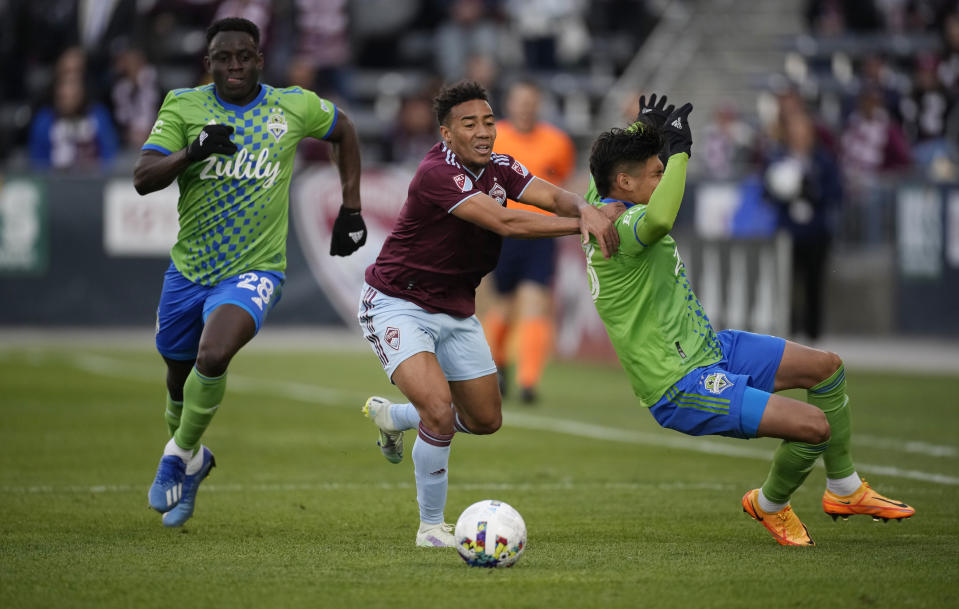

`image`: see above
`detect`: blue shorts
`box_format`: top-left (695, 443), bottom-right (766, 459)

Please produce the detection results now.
top-left (492, 237), bottom-right (556, 293)
top-left (648, 330), bottom-right (786, 439)
top-left (155, 261), bottom-right (284, 360)
top-left (358, 283), bottom-right (497, 383)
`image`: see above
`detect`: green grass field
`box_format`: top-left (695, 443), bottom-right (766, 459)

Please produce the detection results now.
top-left (1, 337), bottom-right (957, 609)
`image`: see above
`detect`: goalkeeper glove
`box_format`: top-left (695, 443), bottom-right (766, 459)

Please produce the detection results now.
top-left (636, 93), bottom-right (675, 128)
top-left (661, 103), bottom-right (693, 158)
top-left (186, 124), bottom-right (237, 162)
top-left (330, 205), bottom-right (367, 256)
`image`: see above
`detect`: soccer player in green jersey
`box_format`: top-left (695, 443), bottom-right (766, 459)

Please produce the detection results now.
top-left (583, 98), bottom-right (915, 546)
top-left (134, 17), bottom-right (367, 527)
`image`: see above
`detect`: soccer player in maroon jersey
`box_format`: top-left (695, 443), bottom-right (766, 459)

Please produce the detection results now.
top-left (358, 80), bottom-right (619, 547)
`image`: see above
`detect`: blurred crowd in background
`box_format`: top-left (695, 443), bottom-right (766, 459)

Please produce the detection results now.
top-left (0, 0), bottom-right (652, 171)
top-left (1, 0), bottom-right (957, 244)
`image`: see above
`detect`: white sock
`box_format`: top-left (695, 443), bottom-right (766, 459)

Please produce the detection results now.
top-left (412, 424), bottom-right (453, 524)
top-left (390, 402), bottom-right (421, 431)
top-left (185, 446), bottom-right (207, 475)
top-left (757, 488), bottom-right (789, 513)
top-left (163, 437), bottom-right (194, 463)
top-left (826, 472), bottom-right (862, 496)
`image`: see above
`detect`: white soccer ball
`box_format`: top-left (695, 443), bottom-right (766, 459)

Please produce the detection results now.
top-left (454, 499), bottom-right (527, 568)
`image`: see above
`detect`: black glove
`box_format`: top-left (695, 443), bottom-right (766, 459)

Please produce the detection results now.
top-left (636, 93), bottom-right (675, 128)
top-left (330, 205), bottom-right (367, 256)
top-left (661, 102), bottom-right (693, 158)
top-left (186, 124), bottom-right (237, 162)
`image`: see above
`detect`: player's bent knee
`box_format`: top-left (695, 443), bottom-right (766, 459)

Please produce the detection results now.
top-left (195, 345), bottom-right (233, 377)
top-left (418, 402), bottom-right (456, 435)
top-left (468, 411), bottom-right (502, 435)
top-left (820, 350), bottom-right (843, 380)
top-left (803, 410), bottom-right (830, 445)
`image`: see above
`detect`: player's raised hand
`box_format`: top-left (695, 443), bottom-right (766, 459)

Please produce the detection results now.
top-left (661, 102), bottom-right (693, 158)
top-left (330, 204), bottom-right (367, 256)
top-left (186, 124), bottom-right (237, 162)
top-left (580, 203), bottom-right (619, 258)
top-left (637, 93), bottom-right (675, 128)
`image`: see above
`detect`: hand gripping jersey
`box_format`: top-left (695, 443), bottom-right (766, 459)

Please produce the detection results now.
top-left (143, 84), bottom-right (337, 285)
top-left (365, 142), bottom-right (536, 318)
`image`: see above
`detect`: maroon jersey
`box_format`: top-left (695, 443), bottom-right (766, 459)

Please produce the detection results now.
top-left (366, 142), bottom-right (536, 317)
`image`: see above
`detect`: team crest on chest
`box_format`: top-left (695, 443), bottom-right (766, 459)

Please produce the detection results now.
top-left (267, 108), bottom-right (288, 142)
top-left (453, 173), bottom-right (473, 192)
top-left (385, 326), bottom-right (401, 350)
top-left (489, 183), bottom-right (507, 205)
top-left (511, 160), bottom-right (528, 177)
top-left (702, 372), bottom-right (733, 395)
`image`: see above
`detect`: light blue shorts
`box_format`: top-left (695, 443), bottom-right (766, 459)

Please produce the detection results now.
top-left (155, 260), bottom-right (284, 360)
top-left (357, 283), bottom-right (496, 383)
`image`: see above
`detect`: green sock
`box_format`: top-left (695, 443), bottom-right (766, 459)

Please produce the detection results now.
top-left (173, 367), bottom-right (226, 452)
top-left (165, 394), bottom-right (183, 436)
top-left (760, 440), bottom-right (828, 504)
top-left (808, 365), bottom-right (856, 479)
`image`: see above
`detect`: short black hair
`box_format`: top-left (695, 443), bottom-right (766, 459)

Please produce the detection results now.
top-left (589, 127), bottom-right (665, 198)
top-left (433, 80), bottom-right (489, 126)
top-left (206, 17), bottom-right (260, 47)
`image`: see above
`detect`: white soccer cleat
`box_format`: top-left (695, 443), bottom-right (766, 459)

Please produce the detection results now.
top-left (416, 522), bottom-right (455, 548)
top-left (362, 396), bottom-right (404, 464)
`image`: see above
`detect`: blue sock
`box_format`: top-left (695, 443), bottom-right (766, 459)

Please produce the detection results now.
top-left (390, 402), bottom-right (420, 431)
top-left (412, 423), bottom-right (453, 524)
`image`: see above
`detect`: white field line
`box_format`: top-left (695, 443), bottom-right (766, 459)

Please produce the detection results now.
top-left (853, 433), bottom-right (958, 458)
top-left (1, 480), bottom-right (737, 495)
top-left (31, 353), bottom-right (959, 488)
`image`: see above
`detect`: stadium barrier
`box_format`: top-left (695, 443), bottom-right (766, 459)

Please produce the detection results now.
top-left (1, 170), bottom-right (956, 354)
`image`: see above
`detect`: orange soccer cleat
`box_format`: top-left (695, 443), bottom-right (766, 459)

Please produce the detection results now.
top-left (822, 480), bottom-right (915, 522)
top-left (742, 489), bottom-right (815, 546)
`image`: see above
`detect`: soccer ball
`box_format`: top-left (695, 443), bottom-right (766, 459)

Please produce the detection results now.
top-left (454, 499), bottom-right (527, 568)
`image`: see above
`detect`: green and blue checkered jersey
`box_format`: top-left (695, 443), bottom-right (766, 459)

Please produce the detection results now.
top-left (583, 161), bottom-right (722, 408)
top-left (143, 84), bottom-right (338, 285)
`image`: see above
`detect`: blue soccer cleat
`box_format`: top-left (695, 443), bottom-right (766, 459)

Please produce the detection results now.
top-left (148, 454), bottom-right (187, 513)
top-left (162, 446), bottom-right (216, 527)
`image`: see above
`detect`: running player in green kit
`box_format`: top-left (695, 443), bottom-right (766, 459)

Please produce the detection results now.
top-left (134, 17), bottom-right (367, 527)
top-left (583, 98), bottom-right (914, 546)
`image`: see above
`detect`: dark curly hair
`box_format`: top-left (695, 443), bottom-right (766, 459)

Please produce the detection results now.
top-left (589, 127), bottom-right (665, 198)
top-left (433, 80), bottom-right (489, 126)
top-left (206, 17), bottom-right (260, 47)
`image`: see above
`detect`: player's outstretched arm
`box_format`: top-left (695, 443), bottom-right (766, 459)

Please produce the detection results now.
top-left (325, 109), bottom-right (366, 256)
top-left (451, 193), bottom-right (581, 239)
top-left (636, 103), bottom-right (693, 244)
top-left (516, 177), bottom-right (620, 257)
top-left (133, 124), bottom-right (237, 195)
